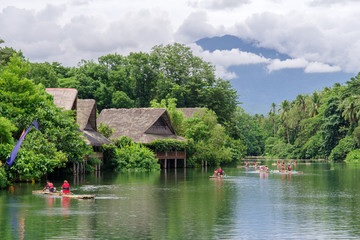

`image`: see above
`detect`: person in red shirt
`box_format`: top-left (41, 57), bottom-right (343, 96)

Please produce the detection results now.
top-left (43, 180), bottom-right (55, 192)
top-left (61, 180), bottom-right (70, 194)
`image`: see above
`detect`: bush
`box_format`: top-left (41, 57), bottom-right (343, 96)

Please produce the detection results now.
top-left (300, 134), bottom-right (322, 159)
top-left (114, 142), bottom-right (160, 171)
top-left (145, 139), bottom-right (187, 152)
top-left (0, 167), bottom-right (9, 188)
top-left (344, 149), bottom-right (360, 163)
top-left (329, 135), bottom-right (357, 161)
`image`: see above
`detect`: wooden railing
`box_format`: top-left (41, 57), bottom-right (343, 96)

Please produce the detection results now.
top-left (155, 150), bottom-right (186, 159)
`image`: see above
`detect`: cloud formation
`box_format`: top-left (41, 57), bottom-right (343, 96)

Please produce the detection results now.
top-left (0, 0), bottom-right (359, 75)
top-left (189, 0), bottom-right (250, 10)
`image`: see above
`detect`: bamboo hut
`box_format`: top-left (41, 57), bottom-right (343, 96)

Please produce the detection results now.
top-left (77, 99), bottom-right (113, 166)
top-left (176, 108), bottom-right (201, 118)
top-left (97, 108), bottom-right (187, 168)
top-left (45, 89), bottom-right (112, 173)
top-left (45, 88), bottom-right (78, 111)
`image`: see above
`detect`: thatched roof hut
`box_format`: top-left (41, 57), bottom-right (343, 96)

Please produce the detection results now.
top-left (176, 108), bottom-right (201, 118)
top-left (77, 99), bottom-right (112, 147)
top-left (97, 108), bottom-right (185, 144)
top-left (45, 88), bottom-right (78, 111)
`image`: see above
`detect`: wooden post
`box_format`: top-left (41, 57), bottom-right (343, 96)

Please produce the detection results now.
top-left (184, 158), bottom-right (186, 168)
top-left (164, 159), bottom-right (167, 169)
top-left (175, 159), bottom-right (177, 169)
top-left (73, 162), bottom-right (76, 176)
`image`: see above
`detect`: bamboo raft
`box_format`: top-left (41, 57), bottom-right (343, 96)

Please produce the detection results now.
top-left (254, 170), bottom-right (303, 174)
top-left (271, 170), bottom-right (303, 174)
top-left (32, 190), bottom-right (95, 199)
top-left (209, 175), bottom-right (227, 178)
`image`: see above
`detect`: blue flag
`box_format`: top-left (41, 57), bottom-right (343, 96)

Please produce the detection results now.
top-left (6, 121), bottom-right (39, 167)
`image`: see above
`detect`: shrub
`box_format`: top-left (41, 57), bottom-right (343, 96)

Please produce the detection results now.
top-left (329, 135), bottom-right (357, 161)
top-left (344, 149), bottom-right (360, 163)
top-left (114, 142), bottom-right (160, 171)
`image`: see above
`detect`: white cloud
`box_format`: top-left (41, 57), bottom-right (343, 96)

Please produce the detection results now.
top-left (304, 62), bottom-right (341, 73)
top-left (175, 11), bottom-right (221, 43)
top-left (0, 0), bottom-right (359, 74)
top-left (267, 58), bottom-right (308, 72)
top-left (188, 0), bottom-right (250, 10)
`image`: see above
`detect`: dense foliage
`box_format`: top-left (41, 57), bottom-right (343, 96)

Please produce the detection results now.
top-left (0, 51), bottom-right (91, 186)
top-left (26, 43), bottom-right (238, 124)
top-left (149, 99), bottom-right (247, 167)
top-left (245, 73), bottom-right (360, 161)
top-left (103, 137), bottom-right (160, 171)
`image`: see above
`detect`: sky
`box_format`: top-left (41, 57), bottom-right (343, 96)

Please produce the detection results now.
top-left (0, 0), bottom-right (359, 114)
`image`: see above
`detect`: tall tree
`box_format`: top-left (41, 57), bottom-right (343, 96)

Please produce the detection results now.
top-left (279, 100), bottom-right (291, 143)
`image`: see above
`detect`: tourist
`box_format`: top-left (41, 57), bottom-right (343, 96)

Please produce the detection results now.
top-left (214, 169), bottom-right (218, 176)
top-left (43, 180), bottom-right (55, 192)
top-left (61, 180), bottom-right (70, 194)
top-left (218, 168), bottom-right (223, 175)
top-left (288, 164), bottom-right (292, 171)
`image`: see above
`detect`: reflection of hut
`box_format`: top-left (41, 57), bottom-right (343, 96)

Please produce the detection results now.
top-left (97, 108), bottom-right (186, 168)
top-left (77, 99), bottom-right (112, 163)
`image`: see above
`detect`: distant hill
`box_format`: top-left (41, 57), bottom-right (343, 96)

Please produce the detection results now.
top-left (196, 34), bottom-right (290, 60)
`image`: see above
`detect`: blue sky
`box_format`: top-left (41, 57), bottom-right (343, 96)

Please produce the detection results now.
top-left (0, 0), bottom-right (359, 115)
top-left (197, 35), bottom-right (354, 114)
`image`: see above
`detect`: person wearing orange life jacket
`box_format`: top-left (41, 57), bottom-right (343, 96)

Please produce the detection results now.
top-left (61, 180), bottom-right (70, 194)
top-left (218, 168), bottom-right (223, 176)
top-left (43, 180), bottom-right (55, 192)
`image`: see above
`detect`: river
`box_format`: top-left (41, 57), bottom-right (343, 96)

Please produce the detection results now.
top-left (1, 161), bottom-right (360, 239)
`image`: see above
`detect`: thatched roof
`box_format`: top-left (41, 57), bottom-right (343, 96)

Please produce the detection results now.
top-left (45, 88), bottom-right (78, 111)
top-left (97, 108), bottom-right (186, 144)
top-left (77, 99), bottom-right (97, 130)
top-left (80, 129), bottom-right (113, 147)
top-left (77, 99), bottom-right (112, 146)
top-left (176, 108), bottom-right (202, 118)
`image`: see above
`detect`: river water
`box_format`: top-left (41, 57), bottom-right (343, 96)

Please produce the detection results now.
top-left (1, 162), bottom-right (360, 239)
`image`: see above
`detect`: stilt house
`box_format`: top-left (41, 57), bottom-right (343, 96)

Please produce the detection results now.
top-left (97, 108), bottom-right (187, 168)
top-left (45, 88), bottom-right (112, 165)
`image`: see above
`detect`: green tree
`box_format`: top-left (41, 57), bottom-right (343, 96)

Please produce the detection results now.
top-left (279, 100), bottom-right (291, 144)
top-left (0, 117), bottom-right (16, 144)
top-left (98, 122), bottom-right (115, 139)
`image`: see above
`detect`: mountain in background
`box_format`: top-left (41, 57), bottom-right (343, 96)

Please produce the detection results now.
top-left (196, 35), bottom-right (354, 115)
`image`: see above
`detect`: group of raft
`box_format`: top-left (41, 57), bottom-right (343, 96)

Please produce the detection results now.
top-left (244, 160), bottom-right (303, 174)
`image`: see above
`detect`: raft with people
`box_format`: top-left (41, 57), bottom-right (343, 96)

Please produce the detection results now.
top-left (210, 167), bottom-right (227, 178)
top-left (32, 190), bottom-right (96, 199)
top-left (32, 179), bottom-right (95, 199)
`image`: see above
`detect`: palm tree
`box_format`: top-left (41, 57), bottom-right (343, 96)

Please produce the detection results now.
top-left (279, 100), bottom-right (291, 143)
top-left (309, 92), bottom-right (321, 117)
top-left (270, 102), bottom-right (277, 137)
top-left (339, 96), bottom-right (360, 124)
top-left (295, 94), bottom-right (306, 112)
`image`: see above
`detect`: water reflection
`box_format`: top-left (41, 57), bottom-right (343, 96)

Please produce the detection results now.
top-left (1, 164), bottom-right (360, 238)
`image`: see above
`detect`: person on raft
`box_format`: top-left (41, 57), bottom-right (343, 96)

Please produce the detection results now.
top-left (61, 180), bottom-right (70, 194)
top-left (217, 168), bottom-right (223, 176)
top-left (43, 180), bottom-right (55, 192)
top-left (288, 164), bottom-right (292, 171)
